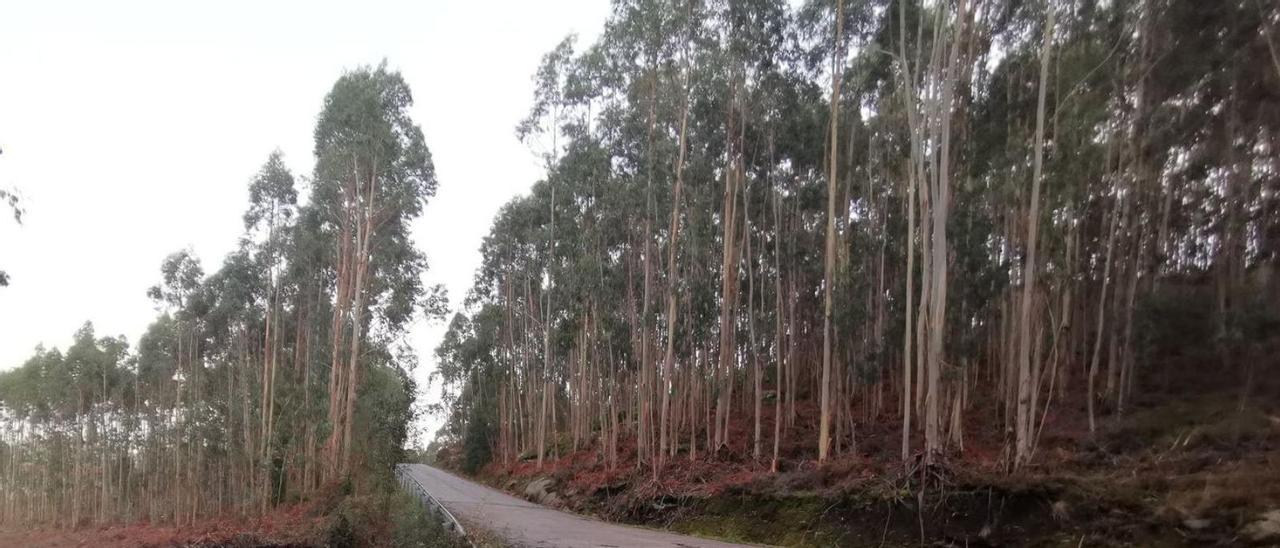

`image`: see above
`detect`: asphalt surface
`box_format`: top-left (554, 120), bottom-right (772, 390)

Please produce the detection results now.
top-left (401, 463), bottom-right (756, 548)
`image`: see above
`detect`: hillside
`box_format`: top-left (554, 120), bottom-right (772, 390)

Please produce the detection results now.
top-left (427, 0), bottom-right (1280, 546)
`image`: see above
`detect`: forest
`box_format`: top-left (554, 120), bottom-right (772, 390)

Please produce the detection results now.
top-left (429, 0), bottom-right (1280, 543)
top-left (0, 0), bottom-right (1277, 545)
top-left (0, 64), bottom-right (446, 536)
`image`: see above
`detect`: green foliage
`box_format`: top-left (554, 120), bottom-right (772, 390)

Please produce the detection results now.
top-left (0, 187), bottom-right (21, 287)
top-left (461, 400), bottom-right (492, 475)
top-left (388, 490), bottom-right (469, 548)
top-left (0, 62), bottom-right (441, 526)
top-left (434, 0), bottom-right (1280, 474)
top-left (357, 351), bottom-right (418, 474)
top-left (243, 150), bottom-right (297, 232)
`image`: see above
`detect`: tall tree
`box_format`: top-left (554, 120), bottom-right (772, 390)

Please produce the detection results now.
top-left (313, 63), bottom-right (437, 480)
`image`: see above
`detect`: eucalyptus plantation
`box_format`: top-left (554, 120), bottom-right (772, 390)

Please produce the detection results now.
top-left (0, 0), bottom-right (1277, 540)
top-left (434, 0), bottom-right (1280, 477)
top-left (0, 64), bottom-right (440, 527)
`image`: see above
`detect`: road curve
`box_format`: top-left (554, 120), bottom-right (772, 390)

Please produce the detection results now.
top-left (401, 463), bottom-right (756, 548)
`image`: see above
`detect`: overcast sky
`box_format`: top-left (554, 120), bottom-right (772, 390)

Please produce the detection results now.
top-left (0, 0), bottom-right (609, 445)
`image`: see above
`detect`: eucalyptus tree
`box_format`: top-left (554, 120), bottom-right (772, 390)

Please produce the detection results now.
top-left (241, 151), bottom-right (298, 507)
top-left (517, 35), bottom-right (576, 470)
top-left (145, 250), bottom-right (205, 522)
top-left (0, 186), bottom-right (21, 287)
top-left (816, 0), bottom-right (845, 464)
top-left (310, 63), bottom-right (437, 481)
top-left (1013, 1), bottom-right (1056, 470)
top-left (0, 64), bottom-right (438, 528)
top-left (0, 326), bottom-right (133, 526)
top-left (198, 245), bottom-right (263, 511)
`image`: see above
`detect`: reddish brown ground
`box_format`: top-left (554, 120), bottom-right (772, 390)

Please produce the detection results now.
top-left (0, 500), bottom-right (330, 548)
top-left (463, 379), bottom-right (1280, 546)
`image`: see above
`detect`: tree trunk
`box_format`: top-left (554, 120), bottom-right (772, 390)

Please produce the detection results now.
top-left (1015, 4), bottom-right (1054, 469)
top-left (819, 0), bottom-right (844, 463)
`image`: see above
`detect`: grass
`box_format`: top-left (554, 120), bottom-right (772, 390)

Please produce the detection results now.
top-left (384, 490), bottom-right (470, 548)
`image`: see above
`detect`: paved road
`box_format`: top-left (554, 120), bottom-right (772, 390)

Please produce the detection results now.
top-left (401, 464), bottom-right (755, 548)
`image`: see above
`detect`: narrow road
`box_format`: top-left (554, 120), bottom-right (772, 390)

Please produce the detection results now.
top-left (401, 463), bottom-right (756, 548)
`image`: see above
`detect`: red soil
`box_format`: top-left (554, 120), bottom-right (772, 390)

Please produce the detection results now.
top-left (0, 500), bottom-right (329, 548)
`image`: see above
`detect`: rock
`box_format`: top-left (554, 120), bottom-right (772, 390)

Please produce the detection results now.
top-left (524, 477), bottom-right (558, 505)
top-left (1242, 509), bottom-right (1280, 543)
top-left (1051, 500), bottom-right (1071, 522)
top-left (543, 492), bottom-right (563, 507)
top-left (1182, 518), bottom-right (1212, 531)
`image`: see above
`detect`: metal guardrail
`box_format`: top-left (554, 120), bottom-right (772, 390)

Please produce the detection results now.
top-left (395, 463), bottom-right (470, 542)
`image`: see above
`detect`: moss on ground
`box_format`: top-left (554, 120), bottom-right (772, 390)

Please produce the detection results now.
top-left (670, 496), bottom-right (843, 547)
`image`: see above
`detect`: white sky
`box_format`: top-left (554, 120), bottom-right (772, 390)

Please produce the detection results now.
top-left (0, 0), bottom-right (609, 445)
